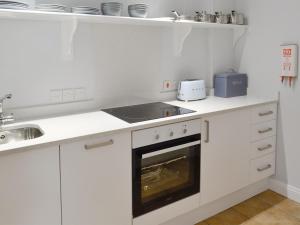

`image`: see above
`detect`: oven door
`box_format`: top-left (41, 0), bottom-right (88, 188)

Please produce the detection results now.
top-left (132, 134), bottom-right (200, 218)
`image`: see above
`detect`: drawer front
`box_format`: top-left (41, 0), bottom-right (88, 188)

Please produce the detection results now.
top-left (251, 153), bottom-right (275, 183)
top-left (251, 136), bottom-right (276, 159)
top-left (251, 103), bottom-right (277, 124)
top-left (251, 120), bottom-right (276, 142)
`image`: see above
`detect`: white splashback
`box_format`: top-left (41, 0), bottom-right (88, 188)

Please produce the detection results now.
top-left (0, 0), bottom-right (236, 120)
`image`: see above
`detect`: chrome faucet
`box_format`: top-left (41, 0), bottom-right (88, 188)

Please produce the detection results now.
top-left (171, 10), bottom-right (181, 21)
top-left (0, 94), bottom-right (14, 127)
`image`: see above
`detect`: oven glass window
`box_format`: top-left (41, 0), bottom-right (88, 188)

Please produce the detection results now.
top-left (132, 137), bottom-right (200, 218)
top-left (141, 147), bottom-right (193, 204)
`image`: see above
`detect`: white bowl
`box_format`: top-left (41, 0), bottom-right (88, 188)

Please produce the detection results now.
top-left (101, 2), bottom-right (122, 16)
top-left (128, 4), bottom-right (148, 18)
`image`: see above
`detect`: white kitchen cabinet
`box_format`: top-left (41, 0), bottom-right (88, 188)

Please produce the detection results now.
top-left (60, 132), bottom-right (132, 225)
top-left (201, 109), bottom-right (251, 204)
top-left (250, 153), bottom-right (275, 183)
top-left (0, 146), bottom-right (61, 225)
top-left (250, 103), bottom-right (277, 182)
top-left (251, 120), bottom-right (277, 142)
top-left (251, 136), bottom-right (276, 159)
top-left (251, 103), bottom-right (277, 124)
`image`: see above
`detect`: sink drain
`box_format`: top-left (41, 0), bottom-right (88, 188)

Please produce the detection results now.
top-left (0, 135), bottom-right (6, 140)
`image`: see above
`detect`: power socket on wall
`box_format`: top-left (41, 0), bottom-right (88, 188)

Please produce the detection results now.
top-left (50, 88), bottom-right (87, 104)
top-left (161, 80), bottom-right (178, 93)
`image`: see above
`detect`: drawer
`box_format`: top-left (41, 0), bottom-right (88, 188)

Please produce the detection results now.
top-left (250, 153), bottom-right (275, 183)
top-left (251, 136), bottom-right (276, 159)
top-left (251, 120), bottom-right (276, 142)
top-left (251, 103), bottom-right (277, 124)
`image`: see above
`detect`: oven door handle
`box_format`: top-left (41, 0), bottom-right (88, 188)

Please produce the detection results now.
top-left (142, 155), bottom-right (187, 171)
top-left (142, 140), bottom-right (201, 159)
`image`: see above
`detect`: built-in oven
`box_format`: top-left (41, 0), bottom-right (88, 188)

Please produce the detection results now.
top-left (132, 119), bottom-right (201, 218)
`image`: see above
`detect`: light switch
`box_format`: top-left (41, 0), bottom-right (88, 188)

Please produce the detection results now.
top-left (63, 89), bottom-right (75, 102)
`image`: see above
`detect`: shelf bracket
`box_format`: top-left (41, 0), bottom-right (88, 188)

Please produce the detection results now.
top-left (233, 26), bottom-right (248, 48)
top-left (60, 16), bottom-right (78, 61)
top-left (171, 22), bottom-right (192, 56)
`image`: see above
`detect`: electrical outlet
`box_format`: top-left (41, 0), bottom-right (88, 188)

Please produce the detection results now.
top-left (74, 88), bottom-right (87, 101)
top-left (62, 89), bottom-right (75, 102)
top-left (50, 89), bottom-right (63, 103)
top-left (162, 80), bottom-right (178, 92)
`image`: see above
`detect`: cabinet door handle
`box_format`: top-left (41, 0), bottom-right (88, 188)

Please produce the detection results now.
top-left (257, 164), bottom-right (272, 172)
top-left (259, 111), bottom-right (273, 117)
top-left (204, 120), bottom-right (210, 143)
top-left (84, 139), bottom-right (114, 150)
top-left (258, 128), bottom-right (273, 134)
top-left (258, 144), bottom-right (272, 151)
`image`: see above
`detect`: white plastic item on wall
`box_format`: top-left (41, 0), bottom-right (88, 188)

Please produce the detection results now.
top-left (280, 44), bottom-right (298, 87)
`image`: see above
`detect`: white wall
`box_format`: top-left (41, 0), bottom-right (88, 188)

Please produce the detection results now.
top-left (235, 0), bottom-right (300, 190)
top-left (0, 0), bottom-right (236, 120)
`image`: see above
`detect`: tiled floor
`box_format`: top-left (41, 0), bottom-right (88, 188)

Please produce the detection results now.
top-left (195, 190), bottom-right (300, 225)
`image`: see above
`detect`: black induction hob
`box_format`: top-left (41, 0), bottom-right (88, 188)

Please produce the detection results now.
top-left (102, 102), bottom-right (195, 123)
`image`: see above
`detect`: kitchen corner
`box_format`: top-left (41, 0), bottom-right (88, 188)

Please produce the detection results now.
top-left (1, 94), bottom-right (278, 225)
top-left (1, 0), bottom-right (299, 225)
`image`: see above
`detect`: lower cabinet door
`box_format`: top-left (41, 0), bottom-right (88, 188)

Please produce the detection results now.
top-left (60, 132), bottom-right (132, 225)
top-left (201, 109), bottom-right (251, 204)
top-left (0, 146), bottom-right (61, 225)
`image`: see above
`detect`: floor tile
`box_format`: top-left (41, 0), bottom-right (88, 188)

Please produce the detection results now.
top-left (249, 206), bottom-right (300, 225)
top-left (195, 221), bottom-right (209, 225)
top-left (195, 190), bottom-right (300, 225)
top-left (233, 196), bottom-right (273, 218)
top-left (204, 208), bottom-right (248, 225)
top-left (256, 190), bottom-right (286, 206)
top-left (275, 199), bottom-right (300, 221)
top-left (240, 219), bottom-right (264, 225)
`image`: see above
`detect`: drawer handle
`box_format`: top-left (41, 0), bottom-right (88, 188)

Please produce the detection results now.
top-left (259, 111), bottom-right (274, 117)
top-left (84, 139), bottom-right (114, 150)
top-left (258, 128), bottom-right (273, 134)
top-left (257, 164), bottom-right (272, 172)
top-left (258, 144), bottom-right (273, 151)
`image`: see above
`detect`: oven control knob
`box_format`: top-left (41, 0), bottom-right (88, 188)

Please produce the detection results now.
top-left (170, 131), bottom-right (174, 137)
top-left (183, 128), bottom-right (188, 134)
top-left (155, 134), bottom-right (160, 140)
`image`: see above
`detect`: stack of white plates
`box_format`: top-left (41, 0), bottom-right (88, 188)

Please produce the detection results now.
top-left (101, 2), bottom-right (122, 16)
top-left (35, 4), bottom-right (67, 12)
top-left (128, 4), bottom-right (148, 18)
top-left (0, 1), bottom-right (28, 9)
top-left (71, 6), bottom-right (100, 15)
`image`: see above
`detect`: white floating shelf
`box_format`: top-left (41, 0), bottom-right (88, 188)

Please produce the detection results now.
top-left (0, 8), bottom-right (247, 29)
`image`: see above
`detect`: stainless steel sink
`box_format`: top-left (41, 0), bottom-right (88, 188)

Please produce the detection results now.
top-left (0, 126), bottom-right (44, 145)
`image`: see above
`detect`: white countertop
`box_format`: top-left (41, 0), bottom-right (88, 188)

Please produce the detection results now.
top-left (0, 96), bottom-right (277, 153)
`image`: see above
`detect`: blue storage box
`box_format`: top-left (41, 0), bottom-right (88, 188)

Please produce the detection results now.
top-left (214, 72), bottom-right (248, 98)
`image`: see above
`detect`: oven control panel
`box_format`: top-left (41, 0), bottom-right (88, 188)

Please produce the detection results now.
top-left (132, 119), bottom-right (201, 149)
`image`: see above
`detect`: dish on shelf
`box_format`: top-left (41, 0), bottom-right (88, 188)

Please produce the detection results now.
top-left (71, 6), bottom-right (100, 15)
top-left (35, 4), bottom-right (67, 12)
top-left (0, 1), bottom-right (28, 10)
top-left (101, 2), bottom-right (122, 16)
top-left (128, 4), bottom-right (148, 18)
top-left (0, 7), bottom-right (248, 31)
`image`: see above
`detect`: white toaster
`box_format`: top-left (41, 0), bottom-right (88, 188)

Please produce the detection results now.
top-left (177, 79), bottom-right (206, 101)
